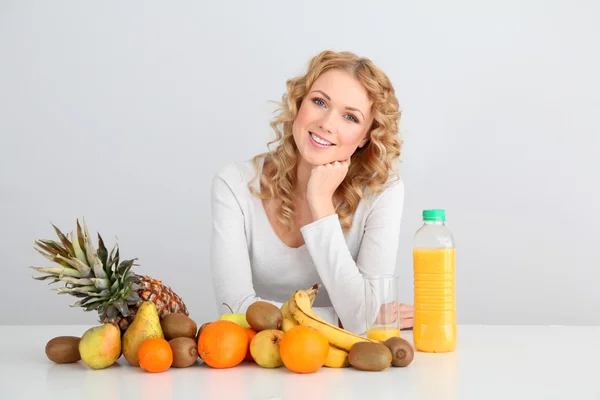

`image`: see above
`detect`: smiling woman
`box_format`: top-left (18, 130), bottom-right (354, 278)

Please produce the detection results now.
top-left (209, 50), bottom-right (413, 334)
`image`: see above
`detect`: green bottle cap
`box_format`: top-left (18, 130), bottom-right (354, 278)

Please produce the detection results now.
top-left (423, 209), bottom-right (446, 221)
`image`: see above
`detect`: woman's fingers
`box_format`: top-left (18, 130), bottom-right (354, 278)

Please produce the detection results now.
top-left (399, 303), bottom-right (414, 329)
top-left (400, 317), bottom-right (414, 330)
top-left (374, 302), bottom-right (415, 326)
top-left (399, 303), bottom-right (414, 312)
top-left (375, 301), bottom-right (398, 324)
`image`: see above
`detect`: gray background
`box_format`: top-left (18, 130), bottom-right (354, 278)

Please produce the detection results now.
top-left (2, 0), bottom-right (599, 327)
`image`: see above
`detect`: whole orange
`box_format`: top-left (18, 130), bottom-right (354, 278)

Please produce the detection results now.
top-left (280, 325), bottom-right (329, 374)
top-left (244, 328), bottom-right (257, 362)
top-left (138, 337), bottom-right (173, 373)
top-left (198, 320), bottom-right (248, 369)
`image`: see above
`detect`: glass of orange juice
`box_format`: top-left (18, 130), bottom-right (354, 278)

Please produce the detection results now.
top-left (364, 274), bottom-right (400, 341)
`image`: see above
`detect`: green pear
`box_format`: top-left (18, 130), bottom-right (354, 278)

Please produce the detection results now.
top-left (122, 301), bottom-right (164, 366)
top-left (219, 303), bottom-right (250, 328)
top-left (79, 323), bottom-right (121, 370)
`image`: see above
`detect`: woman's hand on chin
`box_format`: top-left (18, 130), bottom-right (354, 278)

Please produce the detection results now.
top-left (307, 158), bottom-right (350, 220)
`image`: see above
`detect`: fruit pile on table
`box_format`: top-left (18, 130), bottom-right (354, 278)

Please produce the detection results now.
top-left (34, 219), bottom-right (414, 374)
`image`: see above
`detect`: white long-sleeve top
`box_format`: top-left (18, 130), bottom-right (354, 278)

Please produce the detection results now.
top-left (210, 156), bottom-right (405, 334)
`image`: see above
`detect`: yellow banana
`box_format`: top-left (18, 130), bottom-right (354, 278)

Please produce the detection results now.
top-left (281, 317), bottom-right (298, 332)
top-left (281, 284), bottom-right (320, 321)
top-left (324, 345), bottom-right (350, 368)
top-left (289, 290), bottom-right (376, 352)
top-left (281, 300), bottom-right (295, 321)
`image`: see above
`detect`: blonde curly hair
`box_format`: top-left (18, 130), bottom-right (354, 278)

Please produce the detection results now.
top-left (249, 50), bottom-right (403, 231)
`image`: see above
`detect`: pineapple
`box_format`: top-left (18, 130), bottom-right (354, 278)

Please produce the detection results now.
top-left (30, 219), bottom-right (188, 333)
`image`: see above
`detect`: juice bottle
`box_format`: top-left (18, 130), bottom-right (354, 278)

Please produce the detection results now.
top-left (413, 209), bottom-right (456, 352)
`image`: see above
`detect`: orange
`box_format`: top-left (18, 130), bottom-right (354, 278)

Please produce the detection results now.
top-left (280, 325), bottom-right (329, 374)
top-left (138, 337), bottom-right (173, 373)
top-left (198, 320), bottom-right (248, 369)
top-left (244, 328), bottom-right (257, 362)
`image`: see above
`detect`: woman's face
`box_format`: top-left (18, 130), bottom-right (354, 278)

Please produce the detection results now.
top-left (292, 69), bottom-right (373, 166)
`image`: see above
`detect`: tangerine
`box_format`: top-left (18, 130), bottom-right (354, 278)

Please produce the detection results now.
top-left (244, 328), bottom-right (257, 362)
top-left (138, 337), bottom-right (173, 373)
top-left (280, 325), bottom-right (329, 374)
top-left (198, 320), bottom-right (248, 368)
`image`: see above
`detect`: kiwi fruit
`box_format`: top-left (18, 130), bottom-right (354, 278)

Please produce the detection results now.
top-left (348, 342), bottom-right (392, 371)
top-left (45, 336), bottom-right (81, 364)
top-left (246, 301), bottom-right (282, 332)
top-left (161, 313), bottom-right (198, 340)
top-left (384, 336), bottom-right (414, 367)
top-left (169, 337), bottom-right (198, 368)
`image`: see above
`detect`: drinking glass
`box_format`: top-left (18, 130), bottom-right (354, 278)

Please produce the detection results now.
top-left (364, 274), bottom-right (400, 341)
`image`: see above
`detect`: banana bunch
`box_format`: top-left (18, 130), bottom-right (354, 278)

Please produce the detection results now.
top-left (281, 284), bottom-right (319, 332)
top-left (281, 286), bottom-right (376, 368)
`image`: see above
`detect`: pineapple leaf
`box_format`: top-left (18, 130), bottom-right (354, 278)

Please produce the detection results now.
top-left (56, 255), bottom-right (91, 277)
top-left (110, 277), bottom-right (120, 293)
top-left (32, 274), bottom-right (56, 281)
top-left (123, 273), bottom-right (138, 289)
top-left (76, 219), bottom-right (87, 260)
top-left (70, 300), bottom-right (84, 307)
top-left (97, 234), bottom-right (109, 278)
top-left (33, 247), bottom-right (71, 268)
top-left (37, 240), bottom-right (69, 258)
top-left (84, 304), bottom-right (101, 312)
top-left (83, 297), bottom-right (103, 306)
top-left (117, 259), bottom-right (137, 277)
top-left (54, 285), bottom-right (98, 295)
top-left (113, 246), bottom-right (120, 273)
top-left (70, 231), bottom-right (87, 264)
top-left (30, 266), bottom-right (83, 278)
top-left (51, 223), bottom-right (75, 257)
top-left (82, 221), bottom-right (106, 279)
top-left (112, 298), bottom-right (130, 317)
top-left (97, 304), bottom-right (107, 317)
top-left (90, 278), bottom-right (110, 290)
top-left (125, 289), bottom-right (141, 303)
top-left (106, 244), bottom-right (117, 275)
top-left (106, 305), bottom-right (118, 319)
top-left (59, 276), bottom-right (94, 286)
top-left (72, 296), bottom-right (103, 308)
top-left (33, 241), bottom-right (60, 259)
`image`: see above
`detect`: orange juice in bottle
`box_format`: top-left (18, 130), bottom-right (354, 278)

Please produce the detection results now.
top-left (413, 209), bottom-right (456, 352)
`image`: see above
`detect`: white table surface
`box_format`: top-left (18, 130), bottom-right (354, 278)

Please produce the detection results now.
top-left (1, 324), bottom-right (598, 399)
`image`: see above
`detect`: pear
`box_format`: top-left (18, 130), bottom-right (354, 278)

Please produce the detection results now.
top-left (79, 324), bottom-right (121, 370)
top-left (122, 301), bottom-right (164, 366)
top-left (218, 303), bottom-right (250, 328)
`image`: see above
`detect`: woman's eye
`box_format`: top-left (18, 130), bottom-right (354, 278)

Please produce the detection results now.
top-left (345, 114), bottom-right (358, 123)
top-left (312, 97), bottom-right (326, 107)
